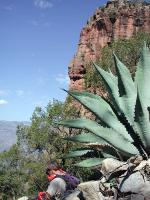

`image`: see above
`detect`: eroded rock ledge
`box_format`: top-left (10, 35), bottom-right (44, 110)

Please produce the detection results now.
top-left (68, 0), bottom-right (150, 91)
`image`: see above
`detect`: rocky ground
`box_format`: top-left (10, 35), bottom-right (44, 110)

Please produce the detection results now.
top-left (67, 157), bottom-right (150, 200)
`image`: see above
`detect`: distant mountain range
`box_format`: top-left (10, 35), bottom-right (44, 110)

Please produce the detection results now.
top-left (0, 120), bottom-right (30, 152)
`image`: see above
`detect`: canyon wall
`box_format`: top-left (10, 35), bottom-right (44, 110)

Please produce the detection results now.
top-left (68, 0), bottom-right (150, 91)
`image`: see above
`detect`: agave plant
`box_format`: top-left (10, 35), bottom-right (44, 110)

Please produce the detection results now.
top-left (59, 44), bottom-right (150, 168)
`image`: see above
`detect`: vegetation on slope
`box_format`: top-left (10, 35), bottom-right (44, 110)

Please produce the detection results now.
top-left (84, 32), bottom-right (150, 90)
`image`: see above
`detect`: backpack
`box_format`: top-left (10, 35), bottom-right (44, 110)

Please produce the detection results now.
top-left (57, 173), bottom-right (80, 190)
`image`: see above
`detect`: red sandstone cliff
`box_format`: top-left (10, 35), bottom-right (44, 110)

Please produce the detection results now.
top-left (68, 0), bottom-right (150, 91)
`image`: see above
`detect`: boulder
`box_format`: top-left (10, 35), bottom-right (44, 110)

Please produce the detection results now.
top-left (78, 181), bottom-right (105, 200)
top-left (64, 190), bottom-right (81, 200)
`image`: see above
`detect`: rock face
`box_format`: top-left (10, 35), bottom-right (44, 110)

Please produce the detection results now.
top-left (68, 0), bottom-right (150, 91)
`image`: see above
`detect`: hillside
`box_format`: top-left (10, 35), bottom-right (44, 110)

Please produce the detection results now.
top-left (0, 120), bottom-right (30, 152)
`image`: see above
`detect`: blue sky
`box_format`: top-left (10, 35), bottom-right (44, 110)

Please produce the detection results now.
top-left (0, 0), bottom-right (107, 121)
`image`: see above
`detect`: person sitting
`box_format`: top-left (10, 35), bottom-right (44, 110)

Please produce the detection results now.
top-left (46, 162), bottom-right (67, 199)
top-left (38, 161), bottom-right (80, 200)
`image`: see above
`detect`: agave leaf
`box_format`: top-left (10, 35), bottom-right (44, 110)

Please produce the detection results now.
top-left (75, 158), bottom-right (105, 168)
top-left (65, 132), bottom-right (108, 145)
top-left (101, 145), bottom-right (122, 159)
top-left (113, 54), bottom-right (136, 123)
top-left (134, 89), bottom-right (150, 153)
top-left (93, 62), bottom-right (136, 125)
top-left (65, 146), bottom-right (119, 160)
top-left (135, 44), bottom-right (150, 108)
top-left (84, 143), bottom-right (120, 159)
top-left (59, 118), bottom-right (139, 156)
top-left (93, 62), bottom-right (120, 111)
top-left (113, 54), bottom-right (135, 97)
top-left (106, 98), bottom-right (145, 156)
top-left (65, 90), bottom-right (132, 142)
top-left (64, 149), bottom-right (94, 158)
top-left (84, 142), bottom-right (111, 149)
top-left (102, 153), bottom-right (117, 159)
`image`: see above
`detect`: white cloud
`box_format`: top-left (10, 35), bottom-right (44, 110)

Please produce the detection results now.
top-left (30, 20), bottom-right (39, 26)
top-left (0, 99), bottom-right (8, 105)
top-left (31, 52), bottom-right (36, 57)
top-left (33, 97), bottom-right (49, 107)
top-left (34, 0), bottom-right (53, 9)
top-left (36, 73), bottom-right (50, 86)
top-left (16, 90), bottom-right (24, 97)
top-left (55, 74), bottom-right (69, 85)
top-left (34, 100), bottom-right (47, 107)
top-left (0, 90), bottom-right (7, 96)
top-left (3, 5), bottom-right (13, 11)
top-left (43, 22), bottom-right (51, 27)
top-left (16, 90), bottom-right (32, 98)
top-left (0, 90), bottom-right (10, 96)
top-left (37, 77), bottom-right (46, 86)
top-left (30, 19), bottom-right (51, 27)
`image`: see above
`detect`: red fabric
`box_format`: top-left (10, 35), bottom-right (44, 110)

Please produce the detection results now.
top-left (47, 174), bottom-right (56, 181)
top-left (37, 191), bottom-right (46, 200)
top-left (47, 169), bottom-right (66, 181)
